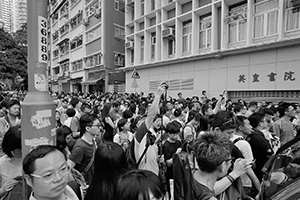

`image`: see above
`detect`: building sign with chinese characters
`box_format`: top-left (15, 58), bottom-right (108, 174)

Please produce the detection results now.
top-left (227, 63), bottom-right (300, 91)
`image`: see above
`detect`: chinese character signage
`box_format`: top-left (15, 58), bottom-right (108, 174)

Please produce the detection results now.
top-left (227, 62), bottom-right (300, 90)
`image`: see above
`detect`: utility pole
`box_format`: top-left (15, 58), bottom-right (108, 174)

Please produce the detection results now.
top-left (22, 0), bottom-right (56, 157)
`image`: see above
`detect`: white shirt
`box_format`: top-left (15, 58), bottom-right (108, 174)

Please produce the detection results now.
top-left (0, 155), bottom-right (22, 187)
top-left (29, 185), bottom-right (79, 200)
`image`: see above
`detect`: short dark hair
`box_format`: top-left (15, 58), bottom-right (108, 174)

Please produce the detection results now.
top-left (117, 118), bottom-right (128, 132)
top-left (174, 108), bottom-right (182, 118)
top-left (114, 170), bottom-right (165, 200)
top-left (2, 126), bottom-right (21, 158)
top-left (248, 113), bottom-right (265, 129)
top-left (122, 109), bottom-right (133, 119)
top-left (6, 99), bottom-right (20, 109)
top-left (277, 102), bottom-right (291, 118)
top-left (80, 113), bottom-right (98, 136)
top-left (212, 110), bottom-right (236, 132)
top-left (193, 132), bottom-right (233, 173)
top-left (23, 145), bottom-right (65, 176)
top-left (69, 97), bottom-right (80, 108)
top-left (81, 103), bottom-right (92, 112)
top-left (66, 108), bottom-right (76, 117)
top-left (236, 115), bottom-right (248, 131)
top-left (248, 101), bottom-right (258, 108)
top-left (166, 121), bottom-right (181, 134)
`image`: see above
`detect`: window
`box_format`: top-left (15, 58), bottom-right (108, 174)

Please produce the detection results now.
top-left (52, 12), bottom-right (58, 24)
top-left (53, 49), bottom-right (59, 58)
top-left (86, 1), bottom-right (99, 18)
top-left (52, 30), bottom-right (59, 41)
top-left (140, 36), bottom-right (144, 62)
top-left (182, 20), bottom-right (192, 53)
top-left (199, 15), bottom-right (212, 49)
top-left (253, 0), bottom-right (279, 38)
top-left (85, 53), bottom-right (102, 68)
top-left (286, 0), bottom-right (300, 31)
top-left (70, 11), bottom-right (83, 29)
top-left (226, 4), bottom-right (247, 44)
top-left (115, 0), bottom-right (125, 13)
top-left (151, 33), bottom-right (156, 60)
top-left (114, 52), bottom-right (125, 66)
top-left (72, 59), bottom-right (83, 71)
top-left (114, 25), bottom-right (125, 40)
top-left (60, 2), bottom-right (69, 17)
top-left (151, 0), bottom-right (155, 11)
top-left (70, 35), bottom-right (83, 50)
top-left (86, 25), bottom-right (101, 43)
top-left (59, 41), bottom-right (69, 55)
top-left (59, 23), bottom-right (70, 35)
top-left (168, 39), bottom-right (176, 56)
top-left (141, 0), bottom-right (145, 16)
top-left (60, 62), bottom-right (69, 73)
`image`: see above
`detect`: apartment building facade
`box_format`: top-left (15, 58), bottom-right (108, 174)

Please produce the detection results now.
top-left (48, 0), bottom-right (125, 94)
top-left (0, 0), bottom-right (12, 32)
top-left (124, 0), bottom-right (300, 102)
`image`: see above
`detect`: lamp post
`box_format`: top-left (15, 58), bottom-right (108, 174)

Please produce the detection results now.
top-left (21, 0), bottom-right (55, 158)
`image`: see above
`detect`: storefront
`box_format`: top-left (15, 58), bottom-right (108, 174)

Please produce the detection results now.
top-left (82, 70), bottom-right (105, 94)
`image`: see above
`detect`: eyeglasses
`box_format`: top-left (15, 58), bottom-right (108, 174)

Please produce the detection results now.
top-left (31, 164), bottom-right (70, 183)
top-left (91, 124), bottom-right (102, 128)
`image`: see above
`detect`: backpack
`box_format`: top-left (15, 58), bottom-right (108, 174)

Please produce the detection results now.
top-left (173, 151), bottom-right (195, 200)
top-left (3, 176), bottom-right (32, 200)
top-left (179, 124), bottom-right (194, 142)
top-left (259, 135), bottom-right (300, 200)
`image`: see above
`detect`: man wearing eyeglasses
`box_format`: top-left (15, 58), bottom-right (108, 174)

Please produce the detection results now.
top-left (23, 145), bottom-right (79, 200)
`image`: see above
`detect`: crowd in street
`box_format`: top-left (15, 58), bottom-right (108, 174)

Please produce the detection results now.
top-left (0, 84), bottom-right (300, 200)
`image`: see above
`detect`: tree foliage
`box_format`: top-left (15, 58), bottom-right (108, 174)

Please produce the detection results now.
top-left (0, 24), bottom-right (28, 90)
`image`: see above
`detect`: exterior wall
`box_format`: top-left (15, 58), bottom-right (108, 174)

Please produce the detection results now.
top-left (125, 45), bottom-right (300, 98)
top-left (124, 0), bottom-right (300, 100)
top-left (48, 0), bottom-right (125, 94)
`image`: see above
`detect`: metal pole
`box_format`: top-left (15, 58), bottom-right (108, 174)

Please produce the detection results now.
top-left (22, 0), bottom-right (56, 156)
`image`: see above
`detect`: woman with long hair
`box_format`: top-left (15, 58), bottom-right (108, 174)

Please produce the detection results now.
top-left (101, 103), bottom-right (115, 142)
top-left (84, 142), bottom-right (128, 200)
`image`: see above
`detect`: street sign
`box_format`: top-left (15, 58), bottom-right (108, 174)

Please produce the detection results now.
top-left (131, 79), bottom-right (139, 88)
top-left (131, 69), bottom-right (140, 79)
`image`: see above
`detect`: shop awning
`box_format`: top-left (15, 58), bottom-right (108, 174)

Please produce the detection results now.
top-left (68, 77), bottom-right (83, 83)
top-left (81, 77), bottom-right (104, 85)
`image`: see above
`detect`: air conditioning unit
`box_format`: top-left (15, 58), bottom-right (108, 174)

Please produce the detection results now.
top-left (162, 28), bottom-right (175, 39)
top-left (94, 8), bottom-right (101, 19)
top-left (83, 18), bottom-right (89, 26)
top-left (125, 41), bottom-right (134, 49)
top-left (291, 0), bottom-right (300, 7)
top-left (127, 0), bottom-right (134, 7)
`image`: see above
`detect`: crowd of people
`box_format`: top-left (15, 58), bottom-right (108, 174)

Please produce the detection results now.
top-left (0, 85), bottom-right (300, 200)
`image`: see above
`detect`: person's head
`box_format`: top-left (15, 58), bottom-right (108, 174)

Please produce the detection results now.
top-left (177, 92), bottom-right (183, 99)
top-left (61, 99), bottom-right (68, 108)
top-left (56, 125), bottom-right (72, 152)
top-left (258, 107), bottom-right (275, 128)
top-left (248, 113), bottom-right (267, 130)
top-left (212, 110), bottom-right (236, 138)
top-left (166, 121), bottom-right (181, 141)
top-left (23, 145), bottom-right (70, 200)
top-left (188, 111), bottom-right (201, 127)
top-left (277, 102), bottom-right (296, 118)
top-left (166, 102), bottom-right (173, 111)
top-left (81, 103), bottom-right (92, 114)
top-left (202, 104), bottom-right (213, 116)
top-left (193, 132), bottom-right (233, 178)
top-left (193, 101), bottom-right (201, 112)
top-left (114, 170), bottom-right (165, 200)
top-left (233, 103), bottom-right (243, 114)
top-left (80, 113), bottom-right (102, 137)
top-left (2, 126), bottom-right (22, 158)
top-left (118, 118), bottom-right (130, 132)
top-left (174, 108), bottom-right (182, 118)
top-left (199, 115), bottom-right (210, 132)
top-left (101, 103), bottom-right (112, 120)
top-left (112, 101), bottom-right (121, 112)
top-left (236, 115), bottom-right (252, 136)
top-left (202, 90), bottom-right (206, 96)
top-left (6, 99), bottom-right (20, 116)
top-left (152, 115), bottom-right (162, 129)
top-left (65, 108), bottom-right (76, 118)
top-left (248, 101), bottom-right (258, 112)
top-left (85, 142), bottom-right (128, 200)
top-left (69, 97), bottom-right (82, 110)
top-left (122, 109), bottom-right (134, 119)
